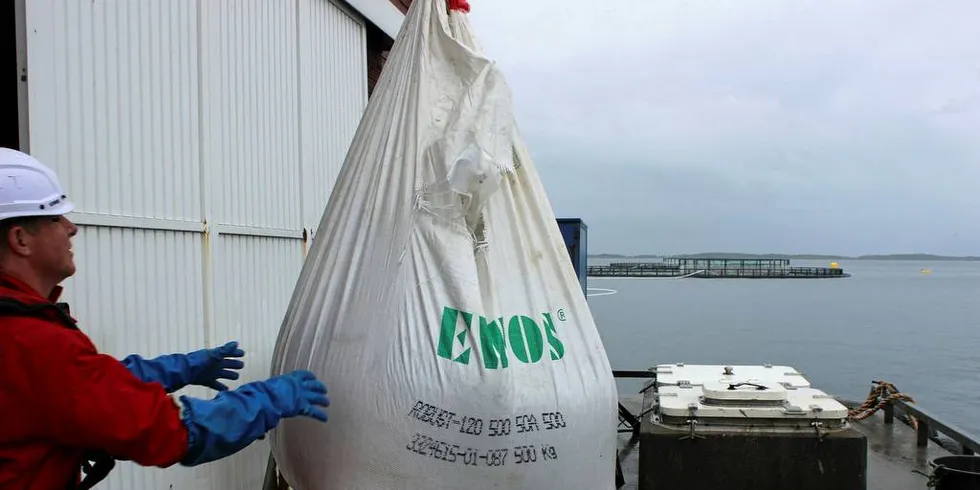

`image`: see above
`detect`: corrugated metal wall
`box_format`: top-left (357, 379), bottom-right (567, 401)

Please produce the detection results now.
top-left (300, 0), bottom-right (370, 234)
top-left (21, 0), bottom-right (368, 487)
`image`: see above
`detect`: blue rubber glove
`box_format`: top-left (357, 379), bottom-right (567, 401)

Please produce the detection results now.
top-left (178, 370), bottom-right (330, 467)
top-left (121, 341), bottom-right (246, 393)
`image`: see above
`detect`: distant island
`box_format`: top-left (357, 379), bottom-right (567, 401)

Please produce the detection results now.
top-left (588, 253), bottom-right (980, 261)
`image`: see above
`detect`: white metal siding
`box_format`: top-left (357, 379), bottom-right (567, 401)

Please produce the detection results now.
top-left (24, 0), bottom-right (203, 222)
top-left (65, 227), bottom-right (207, 358)
top-left (207, 234), bottom-right (306, 488)
top-left (20, 0), bottom-right (369, 487)
top-left (300, 0), bottom-right (369, 234)
top-left (201, 0), bottom-right (303, 231)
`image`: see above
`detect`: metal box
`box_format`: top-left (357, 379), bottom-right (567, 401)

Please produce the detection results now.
top-left (556, 218), bottom-right (588, 296)
top-left (638, 363), bottom-right (868, 490)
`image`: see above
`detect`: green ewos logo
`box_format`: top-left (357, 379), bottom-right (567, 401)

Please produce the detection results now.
top-left (436, 306), bottom-right (567, 369)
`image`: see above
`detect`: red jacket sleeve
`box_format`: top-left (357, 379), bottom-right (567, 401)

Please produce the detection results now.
top-left (27, 320), bottom-right (190, 467)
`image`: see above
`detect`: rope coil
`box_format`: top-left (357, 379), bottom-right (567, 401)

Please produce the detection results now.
top-left (847, 380), bottom-right (918, 430)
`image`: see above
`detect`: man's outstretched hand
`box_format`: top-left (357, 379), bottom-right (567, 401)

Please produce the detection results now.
top-left (186, 341), bottom-right (246, 391)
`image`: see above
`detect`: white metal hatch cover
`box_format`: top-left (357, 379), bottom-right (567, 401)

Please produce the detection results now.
top-left (655, 363), bottom-right (812, 388)
top-left (655, 363), bottom-right (848, 422)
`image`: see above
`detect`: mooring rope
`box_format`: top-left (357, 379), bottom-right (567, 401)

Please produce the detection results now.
top-left (847, 380), bottom-right (919, 430)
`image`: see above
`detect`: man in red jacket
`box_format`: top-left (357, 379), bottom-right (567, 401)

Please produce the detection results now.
top-left (0, 147), bottom-right (330, 489)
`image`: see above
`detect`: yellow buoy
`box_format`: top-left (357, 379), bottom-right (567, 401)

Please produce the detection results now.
top-left (830, 261), bottom-right (839, 269)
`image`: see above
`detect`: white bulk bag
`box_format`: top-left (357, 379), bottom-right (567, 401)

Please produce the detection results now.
top-left (269, 0), bottom-right (618, 488)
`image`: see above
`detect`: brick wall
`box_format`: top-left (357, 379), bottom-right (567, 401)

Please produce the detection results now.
top-left (365, 0), bottom-right (415, 96)
top-left (365, 20), bottom-right (392, 97)
top-left (389, 0), bottom-right (411, 13)
top-left (367, 49), bottom-right (389, 96)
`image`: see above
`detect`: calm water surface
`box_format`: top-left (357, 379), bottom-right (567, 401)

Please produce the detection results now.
top-left (587, 259), bottom-right (980, 432)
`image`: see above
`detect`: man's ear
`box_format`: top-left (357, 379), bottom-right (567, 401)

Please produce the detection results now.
top-left (4, 224), bottom-right (35, 257)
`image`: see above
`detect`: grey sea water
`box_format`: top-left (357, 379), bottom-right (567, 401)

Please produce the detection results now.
top-left (586, 259), bottom-right (980, 432)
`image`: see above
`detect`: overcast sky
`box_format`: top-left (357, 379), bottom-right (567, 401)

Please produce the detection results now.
top-left (464, 0), bottom-right (979, 256)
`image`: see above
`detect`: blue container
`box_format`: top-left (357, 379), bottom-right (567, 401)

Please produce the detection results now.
top-left (556, 218), bottom-right (588, 297)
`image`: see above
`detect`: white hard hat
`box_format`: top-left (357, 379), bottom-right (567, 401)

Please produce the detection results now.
top-left (0, 147), bottom-right (75, 222)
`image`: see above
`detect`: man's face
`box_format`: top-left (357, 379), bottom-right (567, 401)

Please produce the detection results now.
top-left (4, 215), bottom-right (79, 283)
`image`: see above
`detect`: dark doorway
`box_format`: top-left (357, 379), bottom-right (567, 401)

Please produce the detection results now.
top-left (366, 21), bottom-right (394, 99)
top-left (1, 0), bottom-right (21, 150)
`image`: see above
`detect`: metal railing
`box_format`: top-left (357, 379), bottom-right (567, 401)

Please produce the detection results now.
top-left (613, 370), bottom-right (655, 437)
top-left (613, 370), bottom-right (654, 379)
top-left (612, 369), bottom-right (980, 458)
top-left (885, 399), bottom-right (980, 456)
